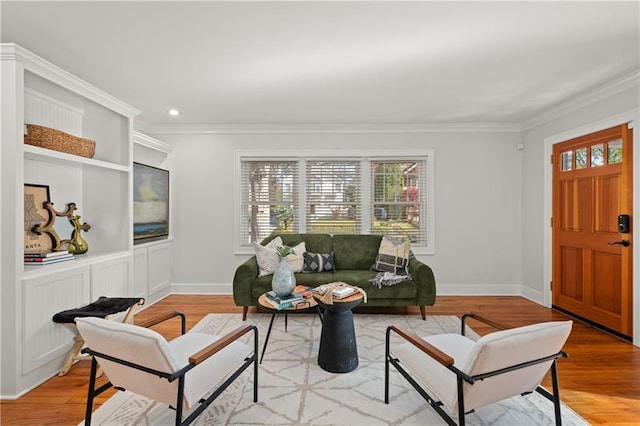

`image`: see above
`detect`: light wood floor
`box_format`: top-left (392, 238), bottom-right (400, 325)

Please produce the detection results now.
top-left (1, 295), bottom-right (639, 425)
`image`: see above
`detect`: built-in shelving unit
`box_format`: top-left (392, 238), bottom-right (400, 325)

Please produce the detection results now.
top-left (132, 131), bottom-right (174, 304)
top-left (0, 43), bottom-right (140, 398)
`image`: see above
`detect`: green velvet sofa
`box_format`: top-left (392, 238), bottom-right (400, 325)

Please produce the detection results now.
top-left (233, 233), bottom-right (436, 320)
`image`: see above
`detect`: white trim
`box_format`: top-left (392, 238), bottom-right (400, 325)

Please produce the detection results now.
top-left (234, 150), bottom-right (435, 254)
top-left (170, 282), bottom-right (232, 295)
top-left (139, 122), bottom-right (522, 135)
top-left (132, 131), bottom-right (174, 154)
top-left (520, 285), bottom-right (545, 305)
top-left (524, 71), bottom-right (640, 131)
top-left (0, 43), bottom-right (140, 118)
top-left (543, 108), bottom-right (640, 347)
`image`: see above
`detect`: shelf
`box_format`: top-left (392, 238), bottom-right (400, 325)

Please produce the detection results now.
top-left (22, 250), bottom-right (131, 280)
top-left (23, 144), bottom-right (129, 172)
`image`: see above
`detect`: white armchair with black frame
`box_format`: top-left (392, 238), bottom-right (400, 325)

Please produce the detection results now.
top-left (385, 312), bottom-right (572, 426)
top-left (76, 311), bottom-right (258, 426)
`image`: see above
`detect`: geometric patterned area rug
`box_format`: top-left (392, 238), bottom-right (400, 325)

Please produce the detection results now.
top-left (82, 313), bottom-right (588, 425)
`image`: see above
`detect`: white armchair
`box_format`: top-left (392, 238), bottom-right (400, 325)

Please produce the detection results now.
top-left (385, 312), bottom-right (572, 425)
top-left (76, 311), bottom-right (258, 426)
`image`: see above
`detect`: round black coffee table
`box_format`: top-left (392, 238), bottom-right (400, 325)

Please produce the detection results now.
top-left (313, 292), bottom-right (364, 373)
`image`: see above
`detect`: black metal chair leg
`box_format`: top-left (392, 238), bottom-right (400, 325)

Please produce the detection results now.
top-left (85, 357), bottom-right (99, 426)
top-left (457, 376), bottom-right (466, 426)
top-left (551, 360), bottom-right (562, 426)
top-left (253, 327), bottom-right (259, 402)
top-left (175, 375), bottom-right (185, 426)
top-left (260, 312), bottom-right (277, 364)
top-left (384, 337), bottom-right (390, 403)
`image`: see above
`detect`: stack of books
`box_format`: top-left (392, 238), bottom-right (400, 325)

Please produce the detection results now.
top-left (312, 283), bottom-right (357, 299)
top-left (24, 250), bottom-right (75, 266)
top-left (265, 285), bottom-right (311, 310)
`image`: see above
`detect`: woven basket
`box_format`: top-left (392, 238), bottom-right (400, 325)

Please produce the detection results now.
top-left (24, 124), bottom-right (96, 158)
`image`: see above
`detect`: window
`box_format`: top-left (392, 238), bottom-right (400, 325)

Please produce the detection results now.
top-left (306, 160), bottom-right (361, 234)
top-left (371, 160), bottom-right (426, 244)
top-left (240, 161), bottom-right (298, 245)
top-left (236, 150), bottom-right (434, 253)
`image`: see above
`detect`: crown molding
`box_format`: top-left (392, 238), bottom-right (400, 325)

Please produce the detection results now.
top-left (522, 70), bottom-right (640, 131)
top-left (136, 121), bottom-right (522, 135)
top-left (1, 43), bottom-right (140, 118)
top-left (132, 130), bottom-right (173, 154)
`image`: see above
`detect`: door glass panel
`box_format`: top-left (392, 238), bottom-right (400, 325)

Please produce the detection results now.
top-left (561, 151), bottom-right (572, 171)
top-left (575, 148), bottom-right (587, 169)
top-left (591, 144), bottom-right (604, 167)
top-left (608, 139), bottom-right (622, 164)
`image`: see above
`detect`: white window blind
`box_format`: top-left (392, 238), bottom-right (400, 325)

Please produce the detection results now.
top-left (305, 160), bottom-right (361, 235)
top-left (240, 160), bottom-right (298, 245)
top-left (370, 160), bottom-right (427, 245)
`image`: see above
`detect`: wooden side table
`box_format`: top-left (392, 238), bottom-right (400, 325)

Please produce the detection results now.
top-left (313, 292), bottom-right (364, 373)
top-left (257, 291), bottom-right (323, 364)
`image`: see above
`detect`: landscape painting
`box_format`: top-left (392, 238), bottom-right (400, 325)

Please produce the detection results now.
top-left (133, 162), bottom-right (169, 241)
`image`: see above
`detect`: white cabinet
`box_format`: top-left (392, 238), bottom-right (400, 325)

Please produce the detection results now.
top-left (0, 44), bottom-right (139, 397)
top-left (134, 240), bottom-right (173, 304)
top-left (21, 267), bottom-right (90, 375)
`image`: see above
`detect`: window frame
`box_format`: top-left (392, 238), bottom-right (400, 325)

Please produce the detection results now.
top-left (234, 150), bottom-right (435, 255)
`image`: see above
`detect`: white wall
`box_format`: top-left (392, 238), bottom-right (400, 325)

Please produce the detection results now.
top-left (520, 86), bottom-right (640, 304)
top-left (157, 130), bottom-right (523, 295)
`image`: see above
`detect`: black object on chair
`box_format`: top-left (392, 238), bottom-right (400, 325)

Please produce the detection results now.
top-left (52, 296), bottom-right (144, 376)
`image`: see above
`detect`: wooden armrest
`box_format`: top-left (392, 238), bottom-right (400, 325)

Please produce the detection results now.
top-left (189, 324), bottom-right (255, 365)
top-left (136, 310), bottom-right (185, 332)
top-left (462, 312), bottom-right (508, 331)
top-left (389, 325), bottom-right (454, 367)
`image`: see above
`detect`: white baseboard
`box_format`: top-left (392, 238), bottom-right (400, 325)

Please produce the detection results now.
top-left (520, 285), bottom-right (546, 305)
top-left (170, 282), bottom-right (233, 294)
top-left (436, 283), bottom-right (521, 296)
top-left (170, 282), bottom-right (526, 297)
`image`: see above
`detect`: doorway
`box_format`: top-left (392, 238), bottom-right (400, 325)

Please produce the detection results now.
top-left (551, 124), bottom-right (633, 339)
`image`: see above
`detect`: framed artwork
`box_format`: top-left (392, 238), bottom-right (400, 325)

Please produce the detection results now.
top-left (24, 184), bottom-right (55, 253)
top-left (133, 162), bottom-right (169, 241)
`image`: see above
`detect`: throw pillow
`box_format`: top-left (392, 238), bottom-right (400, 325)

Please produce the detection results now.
top-left (372, 236), bottom-right (410, 274)
top-left (253, 236), bottom-right (283, 277)
top-left (286, 241), bottom-right (307, 273)
top-left (302, 252), bottom-right (335, 273)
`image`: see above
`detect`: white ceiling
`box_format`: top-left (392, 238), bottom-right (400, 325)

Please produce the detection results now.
top-left (1, 1), bottom-right (639, 130)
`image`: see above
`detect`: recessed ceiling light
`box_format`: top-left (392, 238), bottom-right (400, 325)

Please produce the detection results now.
top-left (168, 108), bottom-right (180, 116)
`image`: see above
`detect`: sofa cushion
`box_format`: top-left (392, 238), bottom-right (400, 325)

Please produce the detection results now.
top-left (302, 252), bottom-right (335, 272)
top-left (367, 281), bottom-right (419, 300)
top-left (253, 272), bottom-right (334, 298)
top-left (254, 236), bottom-right (283, 277)
top-left (332, 270), bottom-right (418, 299)
top-left (332, 234), bottom-right (382, 270)
top-left (372, 236), bottom-right (411, 274)
top-left (286, 241), bottom-right (307, 273)
top-left (263, 233), bottom-right (334, 254)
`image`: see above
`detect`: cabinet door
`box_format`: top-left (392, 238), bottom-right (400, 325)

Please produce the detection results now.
top-left (22, 267), bottom-right (90, 374)
top-left (148, 243), bottom-right (172, 295)
top-left (90, 254), bottom-right (133, 299)
top-left (133, 247), bottom-right (149, 298)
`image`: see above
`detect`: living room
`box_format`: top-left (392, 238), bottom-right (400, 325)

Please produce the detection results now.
top-left (1, 1), bottom-right (639, 425)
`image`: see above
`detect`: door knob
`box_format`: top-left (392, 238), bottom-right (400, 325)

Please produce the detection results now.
top-left (608, 240), bottom-right (631, 247)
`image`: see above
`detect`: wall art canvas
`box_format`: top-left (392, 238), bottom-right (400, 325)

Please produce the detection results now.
top-left (133, 162), bottom-right (169, 241)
